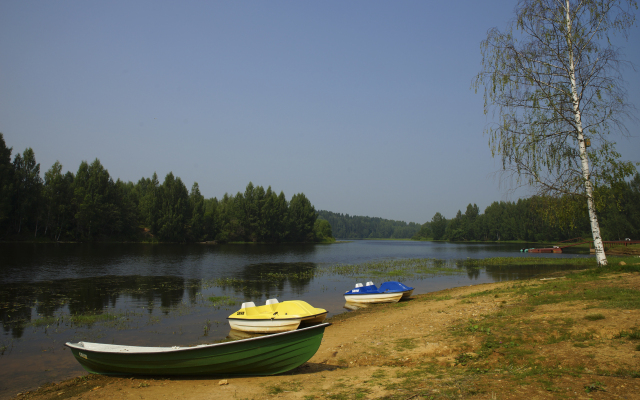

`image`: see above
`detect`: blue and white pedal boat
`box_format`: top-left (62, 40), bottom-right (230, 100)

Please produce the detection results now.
top-left (344, 281), bottom-right (407, 304)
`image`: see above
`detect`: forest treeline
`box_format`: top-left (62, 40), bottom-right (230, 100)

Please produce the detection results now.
top-left (317, 210), bottom-right (421, 239)
top-left (0, 134), bottom-right (333, 243)
top-left (412, 177), bottom-right (640, 242)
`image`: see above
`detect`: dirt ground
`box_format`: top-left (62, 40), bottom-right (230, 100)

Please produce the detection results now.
top-left (11, 268), bottom-right (640, 400)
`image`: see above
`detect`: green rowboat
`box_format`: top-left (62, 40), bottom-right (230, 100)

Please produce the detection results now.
top-left (65, 323), bottom-right (330, 376)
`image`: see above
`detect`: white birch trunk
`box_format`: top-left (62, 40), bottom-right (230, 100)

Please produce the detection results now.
top-left (566, 1), bottom-right (608, 266)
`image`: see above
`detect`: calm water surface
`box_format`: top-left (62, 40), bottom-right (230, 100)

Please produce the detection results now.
top-left (0, 241), bottom-right (589, 398)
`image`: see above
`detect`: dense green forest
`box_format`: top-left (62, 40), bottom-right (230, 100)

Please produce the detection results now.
top-left (412, 179), bottom-right (640, 242)
top-left (3, 132), bottom-right (637, 244)
top-left (0, 133), bottom-right (333, 243)
top-left (317, 210), bottom-right (421, 239)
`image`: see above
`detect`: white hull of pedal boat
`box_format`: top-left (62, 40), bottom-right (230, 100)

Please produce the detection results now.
top-left (228, 318), bottom-right (302, 333)
top-left (343, 292), bottom-right (403, 303)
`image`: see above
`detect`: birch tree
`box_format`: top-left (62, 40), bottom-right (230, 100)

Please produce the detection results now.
top-left (474, 0), bottom-right (638, 266)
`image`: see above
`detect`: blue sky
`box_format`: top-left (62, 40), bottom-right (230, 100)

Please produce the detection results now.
top-left (1, 1), bottom-right (639, 224)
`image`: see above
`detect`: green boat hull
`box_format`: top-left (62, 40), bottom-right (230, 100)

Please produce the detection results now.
top-left (65, 323), bottom-right (329, 376)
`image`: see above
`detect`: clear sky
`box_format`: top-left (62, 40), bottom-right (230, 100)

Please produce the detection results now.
top-left (1, 1), bottom-right (639, 224)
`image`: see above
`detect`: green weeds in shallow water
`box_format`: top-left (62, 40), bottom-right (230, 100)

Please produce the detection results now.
top-left (70, 312), bottom-right (120, 326)
top-left (207, 296), bottom-right (238, 307)
top-left (19, 309), bottom-right (144, 333)
top-left (324, 258), bottom-right (467, 278)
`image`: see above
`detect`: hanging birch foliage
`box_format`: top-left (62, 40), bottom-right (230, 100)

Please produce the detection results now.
top-left (474, 0), bottom-right (638, 266)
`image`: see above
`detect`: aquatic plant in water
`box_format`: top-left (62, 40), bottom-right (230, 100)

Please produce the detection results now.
top-left (322, 258), bottom-right (466, 279)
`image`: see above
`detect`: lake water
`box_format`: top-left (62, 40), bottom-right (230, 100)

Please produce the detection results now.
top-left (0, 241), bottom-right (590, 398)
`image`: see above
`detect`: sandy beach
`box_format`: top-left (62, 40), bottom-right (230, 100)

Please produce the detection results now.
top-left (10, 266), bottom-right (640, 400)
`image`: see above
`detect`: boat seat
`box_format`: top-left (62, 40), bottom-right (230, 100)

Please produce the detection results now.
top-left (355, 283), bottom-right (363, 288)
top-left (365, 281), bottom-right (374, 286)
top-left (241, 302), bottom-right (256, 309)
top-left (266, 298), bottom-right (279, 311)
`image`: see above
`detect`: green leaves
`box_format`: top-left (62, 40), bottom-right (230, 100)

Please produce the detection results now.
top-left (475, 0), bottom-right (638, 266)
top-left (0, 133), bottom-right (325, 243)
top-left (476, 0), bottom-right (637, 195)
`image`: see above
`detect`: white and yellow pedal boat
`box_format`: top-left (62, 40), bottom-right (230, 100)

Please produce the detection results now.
top-left (227, 299), bottom-right (328, 333)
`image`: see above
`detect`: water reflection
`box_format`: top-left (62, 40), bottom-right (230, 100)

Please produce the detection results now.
top-left (226, 329), bottom-right (265, 341)
top-left (0, 262), bottom-right (320, 339)
top-left (448, 260), bottom-right (482, 280)
top-left (0, 275), bottom-right (194, 338)
top-left (215, 243), bottom-right (319, 258)
top-left (343, 301), bottom-right (368, 311)
top-left (213, 262), bottom-right (317, 300)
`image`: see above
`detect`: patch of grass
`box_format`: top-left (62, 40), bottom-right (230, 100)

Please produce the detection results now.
top-left (495, 305), bottom-right (533, 318)
top-left (267, 385), bottom-right (285, 395)
top-left (460, 288), bottom-right (501, 299)
top-left (267, 381), bottom-right (301, 395)
top-left (429, 270), bottom-right (640, 399)
top-left (615, 328), bottom-right (640, 340)
top-left (395, 368), bottom-right (425, 378)
top-left (459, 318), bottom-right (494, 335)
top-left (596, 367), bottom-right (640, 378)
top-left (462, 257), bottom-right (598, 268)
top-left (370, 369), bottom-right (386, 380)
top-left (584, 381), bottom-right (606, 393)
top-left (525, 286), bottom-right (640, 309)
top-left (434, 295), bottom-right (452, 301)
top-left (352, 389), bottom-right (370, 400)
top-left (454, 352), bottom-right (477, 366)
top-left (591, 260), bottom-right (640, 273)
top-left (394, 338), bottom-right (418, 351)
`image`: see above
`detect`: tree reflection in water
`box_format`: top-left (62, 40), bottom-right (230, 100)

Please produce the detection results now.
top-left (0, 275), bottom-right (192, 338)
top-left (213, 262), bottom-right (317, 300)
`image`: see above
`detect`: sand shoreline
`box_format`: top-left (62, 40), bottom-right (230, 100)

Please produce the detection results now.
top-left (9, 267), bottom-right (640, 400)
